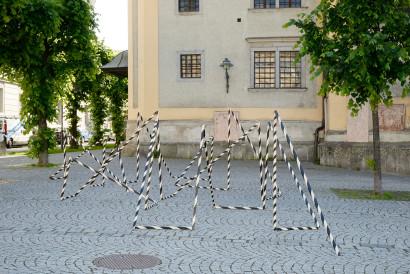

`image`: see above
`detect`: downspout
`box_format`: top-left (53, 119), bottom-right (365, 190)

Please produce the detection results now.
top-left (314, 76), bottom-right (326, 163)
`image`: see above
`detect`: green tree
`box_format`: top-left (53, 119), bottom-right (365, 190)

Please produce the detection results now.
top-left (0, 0), bottom-right (97, 165)
top-left (105, 74), bottom-right (128, 145)
top-left (65, 84), bottom-right (88, 149)
top-left (79, 42), bottom-right (111, 145)
top-left (78, 43), bottom-right (128, 146)
top-left (285, 0), bottom-right (410, 195)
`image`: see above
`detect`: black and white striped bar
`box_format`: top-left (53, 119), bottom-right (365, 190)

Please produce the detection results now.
top-left (133, 125), bottom-right (206, 230)
top-left (273, 111), bottom-right (341, 256)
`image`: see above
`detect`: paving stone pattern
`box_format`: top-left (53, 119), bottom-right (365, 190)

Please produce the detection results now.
top-left (0, 151), bottom-right (409, 273)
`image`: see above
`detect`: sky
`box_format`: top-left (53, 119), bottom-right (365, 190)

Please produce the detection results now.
top-left (94, 0), bottom-right (128, 51)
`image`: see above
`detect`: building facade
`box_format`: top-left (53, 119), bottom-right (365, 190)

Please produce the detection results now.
top-left (127, 0), bottom-right (410, 172)
top-left (0, 80), bottom-right (23, 117)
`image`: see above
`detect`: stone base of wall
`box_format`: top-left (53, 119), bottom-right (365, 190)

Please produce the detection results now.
top-left (123, 141), bottom-right (315, 162)
top-left (319, 142), bottom-right (410, 175)
top-left (123, 119), bottom-right (319, 161)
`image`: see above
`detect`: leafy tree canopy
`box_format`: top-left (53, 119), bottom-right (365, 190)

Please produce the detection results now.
top-left (285, 0), bottom-right (410, 114)
top-left (0, 0), bottom-right (98, 164)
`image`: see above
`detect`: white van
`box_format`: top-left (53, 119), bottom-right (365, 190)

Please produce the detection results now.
top-left (0, 116), bottom-right (33, 148)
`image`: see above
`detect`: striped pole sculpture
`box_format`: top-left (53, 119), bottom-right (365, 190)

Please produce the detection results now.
top-left (50, 108), bottom-right (340, 255)
top-left (133, 125), bottom-right (206, 230)
top-left (270, 111), bottom-right (341, 256)
top-left (51, 112), bottom-right (160, 202)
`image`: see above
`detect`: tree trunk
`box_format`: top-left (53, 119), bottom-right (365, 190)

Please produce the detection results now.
top-left (38, 111), bottom-right (49, 166)
top-left (69, 108), bottom-right (79, 149)
top-left (372, 108), bottom-right (382, 196)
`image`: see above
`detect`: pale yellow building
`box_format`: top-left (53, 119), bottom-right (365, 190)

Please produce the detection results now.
top-left (126, 0), bottom-right (410, 173)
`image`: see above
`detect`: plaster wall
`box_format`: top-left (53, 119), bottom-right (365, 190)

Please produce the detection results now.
top-left (0, 81), bottom-right (23, 117)
top-left (128, 0), bottom-right (322, 122)
top-left (158, 0), bottom-right (317, 109)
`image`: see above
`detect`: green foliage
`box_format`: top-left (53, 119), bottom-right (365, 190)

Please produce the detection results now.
top-left (331, 188), bottom-right (409, 201)
top-left (285, 0), bottom-right (410, 112)
top-left (76, 42), bottom-right (128, 145)
top-left (27, 136), bottom-right (43, 160)
top-left (27, 129), bottom-right (56, 160)
top-left (106, 77), bottom-right (128, 144)
top-left (0, 0), bottom-right (98, 164)
top-left (366, 157), bottom-right (378, 170)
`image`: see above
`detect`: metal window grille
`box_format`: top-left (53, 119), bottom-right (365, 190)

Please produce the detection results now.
top-left (254, 51), bottom-right (275, 88)
top-left (254, 0), bottom-right (275, 9)
top-left (279, 0), bottom-right (301, 8)
top-left (179, 0), bottom-right (199, 12)
top-left (180, 54), bottom-right (201, 78)
top-left (280, 51), bottom-right (301, 88)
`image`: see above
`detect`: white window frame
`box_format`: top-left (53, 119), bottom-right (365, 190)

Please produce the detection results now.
top-left (177, 50), bottom-right (205, 82)
top-left (250, 46), bottom-right (306, 90)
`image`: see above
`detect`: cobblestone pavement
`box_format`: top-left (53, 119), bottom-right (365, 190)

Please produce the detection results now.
top-left (0, 151), bottom-right (409, 273)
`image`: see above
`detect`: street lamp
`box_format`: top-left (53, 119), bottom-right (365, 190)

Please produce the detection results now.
top-left (219, 58), bottom-right (233, 93)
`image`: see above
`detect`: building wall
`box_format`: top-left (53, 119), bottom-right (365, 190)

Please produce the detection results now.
top-left (0, 80), bottom-right (23, 117)
top-left (126, 0), bottom-right (324, 160)
top-left (325, 88), bottom-right (410, 143)
top-left (127, 0), bottom-right (409, 167)
top-left (128, 0), bottom-right (322, 120)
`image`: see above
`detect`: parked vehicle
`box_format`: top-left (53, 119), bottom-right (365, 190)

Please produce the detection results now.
top-left (79, 128), bottom-right (93, 143)
top-left (0, 115), bottom-right (34, 148)
top-left (55, 129), bottom-right (67, 144)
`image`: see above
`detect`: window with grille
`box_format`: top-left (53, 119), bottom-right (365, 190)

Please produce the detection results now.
top-left (253, 51), bottom-right (302, 89)
top-left (254, 0), bottom-right (301, 9)
top-left (180, 54), bottom-right (201, 78)
top-left (179, 0), bottom-right (199, 12)
top-left (254, 0), bottom-right (275, 9)
top-left (280, 51), bottom-right (301, 88)
top-left (279, 0), bottom-right (301, 8)
top-left (254, 51), bottom-right (275, 88)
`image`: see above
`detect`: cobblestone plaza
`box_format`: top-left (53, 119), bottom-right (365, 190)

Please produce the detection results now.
top-left (0, 151), bottom-right (409, 273)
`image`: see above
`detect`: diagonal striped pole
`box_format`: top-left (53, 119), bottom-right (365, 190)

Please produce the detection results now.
top-left (133, 116), bottom-right (159, 227)
top-left (134, 125), bottom-right (206, 230)
top-left (229, 109), bottom-right (278, 199)
top-left (50, 139), bottom-right (102, 180)
top-left (206, 137), bottom-right (216, 207)
top-left (118, 144), bottom-right (127, 190)
top-left (101, 138), bottom-right (106, 187)
top-left (269, 121), bottom-right (320, 231)
top-left (191, 125), bottom-right (206, 230)
top-left (227, 109), bottom-right (232, 190)
top-left (157, 126), bottom-right (164, 200)
top-left (61, 136), bottom-right (68, 200)
top-left (144, 122), bottom-right (159, 210)
top-left (229, 109), bottom-right (258, 158)
top-left (135, 112), bottom-right (143, 183)
top-left (69, 157), bottom-right (155, 202)
top-left (271, 119), bottom-right (279, 230)
top-left (257, 122), bottom-right (267, 209)
top-left (83, 112), bottom-right (159, 188)
top-left (274, 111), bottom-right (340, 256)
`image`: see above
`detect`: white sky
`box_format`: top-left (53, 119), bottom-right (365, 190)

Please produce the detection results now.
top-left (94, 0), bottom-right (128, 51)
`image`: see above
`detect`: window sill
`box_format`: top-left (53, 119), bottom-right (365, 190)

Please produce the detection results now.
top-left (248, 88), bottom-right (307, 93)
top-left (248, 7), bottom-right (308, 12)
top-left (177, 77), bottom-right (204, 82)
top-left (178, 11), bottom-right (200, 16)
